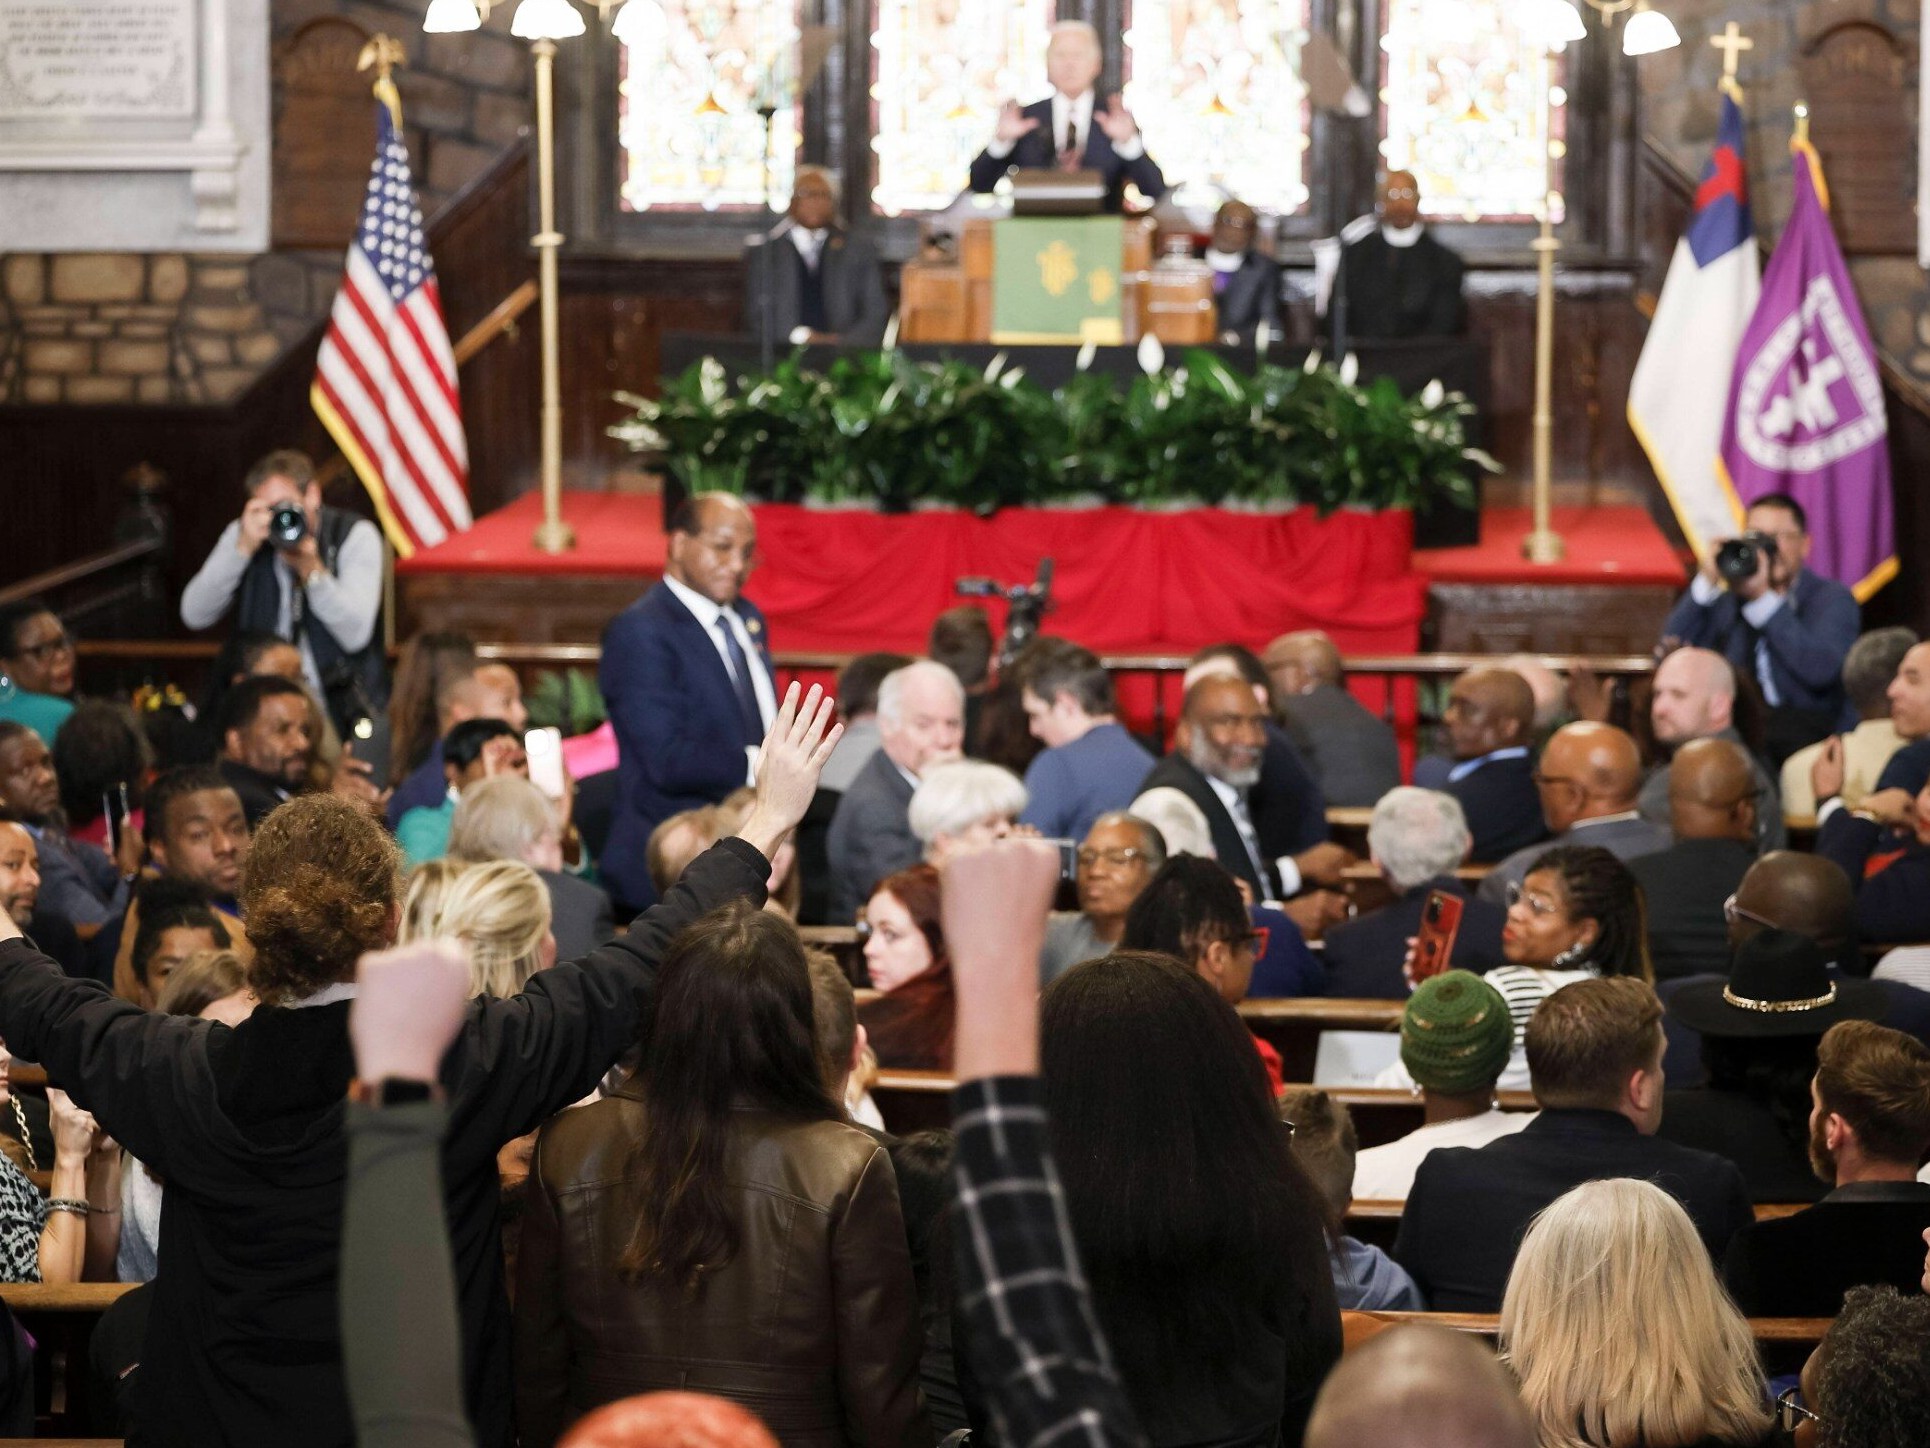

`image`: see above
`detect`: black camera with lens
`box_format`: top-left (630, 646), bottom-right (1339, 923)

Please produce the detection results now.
top-left (268, 503), bottom-right (309, 550)
top-left (1714, 530), bottom-right (1774, 584)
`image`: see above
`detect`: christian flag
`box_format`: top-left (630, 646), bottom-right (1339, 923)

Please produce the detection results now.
top-left (1719, 134), bottom-right (1895, 600)
top-left (311, 77), bottom-right (472, 559)
top-left (1627, 91), bottom-right (1760, 562)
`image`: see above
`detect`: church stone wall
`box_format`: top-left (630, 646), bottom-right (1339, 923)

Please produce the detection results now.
top-left (0, 0), bottom-right (529, 407)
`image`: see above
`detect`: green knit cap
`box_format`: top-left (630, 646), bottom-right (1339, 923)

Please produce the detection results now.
top-left (1400, 970), bottom-right (1514, 1094)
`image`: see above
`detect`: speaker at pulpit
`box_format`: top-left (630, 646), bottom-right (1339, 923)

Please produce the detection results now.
top-left (899, 212), bottom-right (1215, 346)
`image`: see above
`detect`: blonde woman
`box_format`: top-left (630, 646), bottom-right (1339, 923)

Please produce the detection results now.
top-left (1500, 1178), bottom-right (1774, 1448)
top-left (403, 859), bottom-right (554, 1000)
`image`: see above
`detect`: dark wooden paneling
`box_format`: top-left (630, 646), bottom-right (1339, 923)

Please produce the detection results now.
top-left (1426, 583), bottom-right (1677, 655)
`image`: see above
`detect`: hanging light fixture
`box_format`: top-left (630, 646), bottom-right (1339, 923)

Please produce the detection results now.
top-left (611, 0), bottom-right (668, 50)
top-left (423, 0), bottom-right (484, 31)
top-left (1520, 0), bottom-right (1587, 45)
top-left (511, 0), bottom-right (586, 39)
top-left (1621, 0), bottom-right (1681, 54)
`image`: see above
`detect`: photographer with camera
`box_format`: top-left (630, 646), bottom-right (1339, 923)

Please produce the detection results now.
top-left (1661, 493), bottom-right (1859, 767)
top-left (180, 450), bottom-right (387, 739)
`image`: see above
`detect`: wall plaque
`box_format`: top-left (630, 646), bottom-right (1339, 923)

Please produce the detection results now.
top-left (0, 0), bottom-right (197, 120)
top-left (1801, 21), bottom-right (1915, 256)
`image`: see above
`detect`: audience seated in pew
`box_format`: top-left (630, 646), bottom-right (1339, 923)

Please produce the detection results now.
top-left (118, 875), bottom-right (232, 1009)
top-left (1305, 1324), bottom-right (1534, 1448)
top-left (1322, 788), bottom-right (1506, 997)
top-left (804, 947), bottom-right (885, 1130)
top-left (1658, 930), bottom-right (1881, 1204)
top-left (1478, 721), bottom-right (1671, 905)
top-left (858, 864), bottom-right (956, 1071)
top-left (395, 718), bottom-right (527, 868)
top-left (1353, 971), bottom-right (1532, 1200)
top-left (451, 774), bottom-right (616, 961)
top-left (1500, 1178), bottom-right (1777, 1448)
top-left (1261, 631), bottom-right (1402, 811)
top-left (1849, 634), bottom-right (1930, 803)
top-left (0, 818), bottom-right (86, 980)
top-left (1014, 644), bottom-right (1157, 841)
top-left (1815, 775), bottom-right (1930, 946)
top-left (0, 721), bottom-right (142, 941)
top-left (1281, 1087), bottom-right (1425, 1311)
top-left (1722, 1019), bottom-right (1930, 1318)
top-left (0, 598), bottom-right (78, 742)
top-left (1038, 811), bottom-right (1164, 984)
top-left (908, 758), bottom-right (1028, 864)
top-left (1631, 738), bottom-right (1763, 983)
top-left (1395, 977), bottom-right (1750, 1312)
top-left (1781, 627), bottom-right (1917, 819)
top-left (1799, 1284), bottom-right (1930, 1448)
top-left (1637, 646), bottom-right (1786, 854)
top-left (1436, 668), bottom-right (1548, 864)
top-left (818, 653), bottom-right (914, 796)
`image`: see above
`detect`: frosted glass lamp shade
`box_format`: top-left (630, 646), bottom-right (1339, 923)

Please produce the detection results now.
top-left (1521, 0), bottom-right (1587, 45)
top-left (1622, 6), bottom-right (1681, 55)
top-left (611, 0), bottom-right (668, 50)
top-left (512, 0), bottom-right (586, 39)
top-left (423, 0), bottom-right (483, 31)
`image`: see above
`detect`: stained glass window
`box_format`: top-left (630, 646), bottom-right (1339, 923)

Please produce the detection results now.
top-left (1123, 0), bottom-right (1309, 215)
top-left (869, 0), bottom-right (1055, 216)
top-left (617, 0), bottom-right (801, 212)
top-left (1379, 0), bottom-right (1566, 222)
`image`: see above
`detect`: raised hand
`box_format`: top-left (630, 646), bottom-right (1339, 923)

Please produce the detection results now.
top-left (995, 100), bottom-right (1040, 144)
top-left (940, 838), bottom-right (1062, 1081)
top-left (736, 683), bottom-right (841, 861)
top-left (1811, 735), bottom-right (1846, 804)
top-left (1094, 99), bottom-right (1139, 142)
top-left (47, 1088), bottom-right (100, 1164)
top-left (350, 940), bottom-right (472, 1087)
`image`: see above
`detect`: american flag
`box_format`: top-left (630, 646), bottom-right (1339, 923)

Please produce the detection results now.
top-left (311, 90), bottom-right (471, 558)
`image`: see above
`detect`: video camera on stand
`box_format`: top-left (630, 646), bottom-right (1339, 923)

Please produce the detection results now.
top-left (955, 558), bottom-right (1055, 672)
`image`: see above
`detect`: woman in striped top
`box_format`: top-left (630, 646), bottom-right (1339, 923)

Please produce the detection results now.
top-left (1487, 844), bottom-right (1653, 1089)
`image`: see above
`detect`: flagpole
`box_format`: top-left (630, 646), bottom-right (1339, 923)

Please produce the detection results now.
top-left (530, 36), bottom-right (576, 554)
top-left (1522, 37), bottom-right (1564, 565)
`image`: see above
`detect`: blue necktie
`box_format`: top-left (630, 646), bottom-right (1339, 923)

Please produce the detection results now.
top-left (714, 615), bottom-right (764, 740)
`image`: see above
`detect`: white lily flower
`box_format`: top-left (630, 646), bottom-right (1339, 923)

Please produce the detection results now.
top-left (1136, 333), bottom-right (1165, 375)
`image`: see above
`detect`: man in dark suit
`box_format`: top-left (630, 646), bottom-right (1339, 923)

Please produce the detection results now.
top-left (1630, 737), bottom-right (1760, 982)
top-left (1264, 631), bottom-right (1399, 809)
top-left (1395, 977), bottom-right (1751, 1312)
top-left (967, 22), bottom-right (1166, 209)
top-left (1329, 171), bottom-right (1466, 341)
top-left (1662, 492), bottom-right (1860, 761)
top-left (1724, 1019), bottom-right (1930, 1316)
top-left (744, 166), bottom-right (889, 350)
top-left (1133, 675), bottom-right (1353, 914)
top-left (1439, 667), bottom-right (1545, 864)
top-left (1815, 790), bottom-right (1930, 946)
top-left (599, 494), bottom-right (777, 911)
top-left (825, 660), bottom-right (964, 922)
top-left (1324, 788), bottom-right (1505, 998)
top-left (1205, 201), bottom-right (1281, 346)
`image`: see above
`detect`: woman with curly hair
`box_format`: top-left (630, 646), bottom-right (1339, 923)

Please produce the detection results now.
top-left (0, 684), bottom-right (838, 1448)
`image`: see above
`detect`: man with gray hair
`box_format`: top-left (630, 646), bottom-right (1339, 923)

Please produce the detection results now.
top-left (968, 20), bottom-right (1166, 209)
top-left (1322, 788), bottom-right (1506, 997)
top-left (826, 660), bottom-right (964, 921)
top-left (744, 164), bottom-right (888, 349)
top-left (448, 775), bottom-right (614, 961)
top-left (1038, 810), bottom-right (1166, 984)
top-left (1782, 626), bottom-right (1918, 818)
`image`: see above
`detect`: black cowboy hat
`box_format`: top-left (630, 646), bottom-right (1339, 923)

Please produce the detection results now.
top-left (1670, 927), bottom-right (1885, 1038)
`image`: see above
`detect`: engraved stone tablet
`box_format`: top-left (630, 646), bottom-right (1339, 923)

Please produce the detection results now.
top-left (0, 0), bottom-right (197, 121)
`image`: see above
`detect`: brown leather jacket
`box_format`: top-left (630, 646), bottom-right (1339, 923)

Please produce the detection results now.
top-left (512, 1079), bottom-right (933, 1448)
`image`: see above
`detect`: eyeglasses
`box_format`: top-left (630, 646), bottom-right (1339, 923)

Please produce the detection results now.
top-left (1218, 926), bottom-right (1269, 956)
top-left (1723, 893), bottom-right (1780, 932)
top-left (11, 633), bottom-right (73, 662)
top-left (1504, 881), bottom-right (1561, 918)
top-left (1076, 846), bottom-right (1150, 870)
top-left (1774, 1386), bottom-right (1819, 1434)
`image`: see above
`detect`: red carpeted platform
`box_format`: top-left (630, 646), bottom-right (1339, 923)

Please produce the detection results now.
top-left (399, 490), bottom-right (668, 576)
top-left (1414, 505), bottom-right (1686, 586)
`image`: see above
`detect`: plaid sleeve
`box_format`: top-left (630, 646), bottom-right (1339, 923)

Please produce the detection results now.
top-left (951, 1076), bottom-right (1147, 1448)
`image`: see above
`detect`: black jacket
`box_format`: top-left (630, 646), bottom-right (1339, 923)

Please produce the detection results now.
top-left (539, 868), bottom-right (615, 963)
top-left (1816, 810), bottom-right (1930, 945)
top-left (1321, 877), bottom-right (1506, 999)
top-left (1629, 838), bottom-right (1757, 983)
top-left (1136, 728), bottom-right (1326, 901)
top-left (218, 758), bottom-right (293, 830)
top-left (1278, 684), bottom-right (1400, 810)
top-left (1394, 1108), bottom-right (1752, 1312)
top-left (1442, 753), bottom-right (1547, 865)
top-left (1724, 1181), bottom-right (1930, 1317)
top-left (1331, 231), bottom-right (1466, 341)
top-left (0, 839), bottom-right (769, 1448)
top-left (1655, 1087), bottom-right (1825, 1205)
top-left (1212, 253), bottom-right (1282, 346)
top-left (966, 95), bottom-right (1167, 208)
top-left (744, 227), bottom-right (891, 348)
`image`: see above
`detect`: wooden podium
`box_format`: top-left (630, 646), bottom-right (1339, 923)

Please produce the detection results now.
top-left (899, 216), bottom-right (1217, 346)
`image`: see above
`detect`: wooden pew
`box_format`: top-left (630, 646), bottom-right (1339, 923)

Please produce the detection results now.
top-left (1239, 999), bottom-right (1405, 1083)
top-left (0, 1283), bottom-right (140, 1438)
top-left (798, 925), bottom-right (866, 986)
top-left (869, 1069), bottom-right (955, 1136)
top-left (1343, 1198), bottom-right (1810, 1252)
top-left (1358, 1309), bottom-right (1831, 1375)
top-left (1338, 863), bottom-right (1491, 919)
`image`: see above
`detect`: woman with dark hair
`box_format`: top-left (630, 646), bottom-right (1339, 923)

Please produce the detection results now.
top-left (0, 682), bottom-right (837, 1448)
top-left (385, 630), bottom-right (478, 792)
top-left (858, 864), bottom-right (955, 1070)
top-left (1040, 951), bottom-right (1341, 1448)
top-left (514, 901), bottom-right (928, 1448)
top-left (51, 699), bottom-right (152, 852)
top-left (1472, 843), bottom-right (1651, 1091)
top-left (0, 599), bottom-right (76, 742)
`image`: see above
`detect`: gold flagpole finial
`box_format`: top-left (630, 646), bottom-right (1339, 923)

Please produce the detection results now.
top-left (1793, 100), bottom-right (1810, 147)
top-left (1710, 22), bottom-right (1751, 101)
top-left (357, 35), bottom-right (407, 122)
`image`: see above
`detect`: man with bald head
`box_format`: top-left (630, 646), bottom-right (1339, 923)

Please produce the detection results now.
top-left (1305, 1324), bottom-right (1534, 1448)
top-left (1439, 667), bottom-right (1547, 863)
top-left (1629, 738), bottom-right (1760, 981)
top-left (1637, 646), bottom-right (1785, 854)
top-left (1263, 630), bottom-right (1399, 808)
top-left (600, 492), bottom-right (776, 910)
top-left (1330, 170), bottom-right (1467, 342)
top-left (1136, 674), bottom-right (1354, 908)
top-left (1478, 721), bottom-right (1671, 903)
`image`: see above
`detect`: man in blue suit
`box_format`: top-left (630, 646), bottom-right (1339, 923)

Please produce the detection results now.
top-left (600, 494), bottom-right (776, 910)
top-left (1662, 492), bottom-right (1859, 764)
top-left (967, 22), bottom-right (1166, 211)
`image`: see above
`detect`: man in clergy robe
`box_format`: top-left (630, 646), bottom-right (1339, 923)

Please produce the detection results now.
top-left (1332, 170), bottom-right (1467, 341)
top-left (743, 166), bottom-right (889, 349)
top-left (967, 21), bottom-right (1166, 211)
top-left (1207, 200), bottom-right (1282, 346)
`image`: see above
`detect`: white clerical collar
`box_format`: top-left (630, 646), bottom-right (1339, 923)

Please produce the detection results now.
top-left (1204, 247), bottom-right (1246, 273)
top-left (663, 571), bottom-right (728, 631)
top-left (1382, 222), bottom-right (1425, 248)
top-left (288, 982), bottom-right (358, 1010)
top-left (1572, 810), bottom-right (1640, 830)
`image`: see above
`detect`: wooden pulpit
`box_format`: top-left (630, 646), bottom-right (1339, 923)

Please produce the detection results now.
top-left (899, 216), bottom-right (1216, 345)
